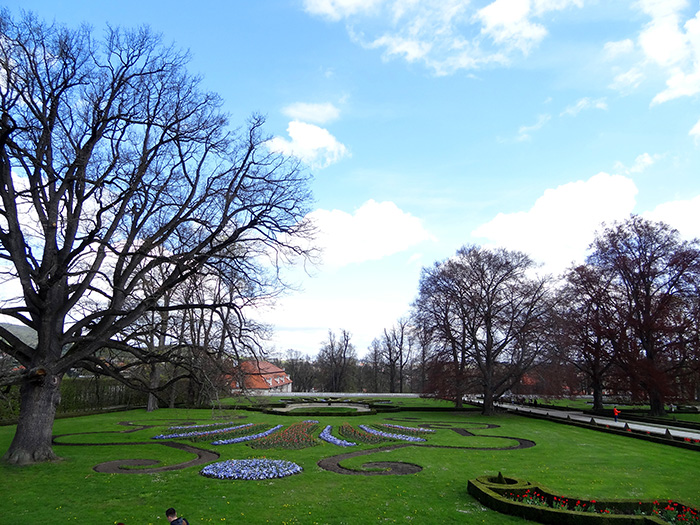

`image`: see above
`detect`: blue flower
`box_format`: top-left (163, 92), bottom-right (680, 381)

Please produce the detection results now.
top-left (380, 423), bottom-right (434, 433)
top-left (152, 423), bottom-right (254, 440)
top-left (212, 424), bottom-right (283, 445)
top-left (200, 459), bottom-right (303, 480)
top-left (358, 424), bottom-right (426, 442)
top-left (319, 425), bottom-right (356, 447)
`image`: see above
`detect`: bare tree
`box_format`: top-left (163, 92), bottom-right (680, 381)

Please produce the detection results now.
top-left (413, 246), bottom-right (550, 414)
top-left (316, 329), bottom-right (356, 392)
top-left (553, 264), bottom-right (621, 410)
top-left (587, 216), bottom-right (700, 416)
top-left (409, 317), bottom-right (432, 393)
top-left (381, 318), bottom-right (412, 393)
top-left (282, 349), bottom-right (316, 392)
top-left (365, 338), bottom-right (385, 392)
top-left (0, 13), bottom-right (314, 464)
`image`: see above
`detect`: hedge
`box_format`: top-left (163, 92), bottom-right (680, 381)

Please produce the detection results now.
top-left (467, 475), bottom-right (698, 524)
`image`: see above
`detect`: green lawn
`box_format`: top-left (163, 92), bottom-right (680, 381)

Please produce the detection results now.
top-left (0, 407), bottom-right (697, 524)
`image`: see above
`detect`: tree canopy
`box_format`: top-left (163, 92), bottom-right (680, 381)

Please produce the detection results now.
top-left (0, 11), bottom-right (314, 464)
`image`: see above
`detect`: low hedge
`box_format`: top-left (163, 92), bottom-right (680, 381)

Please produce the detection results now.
top-left (468, 475), bottom-right (697, 524)
top-left (261, 407), bottom-right (377, 417)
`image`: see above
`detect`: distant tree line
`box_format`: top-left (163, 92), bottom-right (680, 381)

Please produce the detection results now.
top-left (274, 216), bottom-right (700, 418)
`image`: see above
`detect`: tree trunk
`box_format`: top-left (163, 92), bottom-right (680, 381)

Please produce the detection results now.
top-left (591, 378), bottom-right (604, 411)
top-left (482, 386), bottom-right (495, 415)
top-left (3, 373), bottom-right (62, 465)
top-left (147, 364), bottom-right (159, 412)
top-left (648, 389), bottom-right (666, 417)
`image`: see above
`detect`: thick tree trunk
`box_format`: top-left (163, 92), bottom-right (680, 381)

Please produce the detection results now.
top-left (648, 389), bottom-right (666, 417)
top-left (3, 373), bottom-right (62, 465)
top-left (591, 378), bottom-right (604, 411)
top-left (482, 387), bottom-right (495, 415)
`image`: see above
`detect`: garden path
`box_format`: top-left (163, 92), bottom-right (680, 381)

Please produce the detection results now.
top-left (491, 401), bottom-right (700, 441)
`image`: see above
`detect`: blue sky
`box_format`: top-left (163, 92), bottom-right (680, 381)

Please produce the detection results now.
top-left (6, 0), bottom-right (700, 358)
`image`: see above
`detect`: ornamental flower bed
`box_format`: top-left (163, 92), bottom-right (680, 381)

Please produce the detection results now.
top-left (212, 424), bottom-right (283, 445)
top-left (200, 459), bottom-right (303, 480)
top-left (378, 423), bottom-right (435, 436)
top-left (468, 476), bottom-right (700, 525)
top-left (152, 422), bottom-right (254, 440)
top-left (187, 423), bottom-right (270, 443)
top-left (502, 491), bottom-right (700, 523)
top-left (338, 422), bottom-right (386, 444)
top-left (359, 425), bottom-right (427, 442)
top-left (249, 420), bottom-right (320, 450)
top-left (319, 425), bottom-right (356, 447)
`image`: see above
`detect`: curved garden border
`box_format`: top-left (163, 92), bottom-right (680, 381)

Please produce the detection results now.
top-left (53, 418), bottom-right (536, 476)
top-left (468, 475), bottom-right (698, 525)
top-left (52, 420), bottom-right (225, 474)
top-left (316, 420), bottom-right (536, 475)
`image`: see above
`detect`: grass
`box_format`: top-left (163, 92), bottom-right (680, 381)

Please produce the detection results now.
top-left (0, 406), bottom-right (698, 524)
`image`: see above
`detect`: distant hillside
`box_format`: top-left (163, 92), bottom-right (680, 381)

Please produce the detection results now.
top-left (0, 323), bottom-right (37, 346)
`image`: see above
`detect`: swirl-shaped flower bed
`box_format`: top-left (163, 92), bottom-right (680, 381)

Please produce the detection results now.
top-left (378, 423), bottom-right (435, 435)
top-left (212, 424), bottom-right (283, 445)
top-left (339, 422), bottom-right (386, 444)
top-left (152, 422), bottom-right (254, 440)
top-left (319, 425), bottom-right (357, 447)
top-left (359, 424), bottom-right (426, 442)
top-left (200, 459), bottom-right (303, 480)
top-left (249, 420), bottom-right (320, 449)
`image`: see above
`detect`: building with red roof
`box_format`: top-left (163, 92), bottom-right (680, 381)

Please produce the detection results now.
top-left (230, 360), bottom-right (292, 394)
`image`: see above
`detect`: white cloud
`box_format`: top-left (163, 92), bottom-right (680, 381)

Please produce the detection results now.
top-left (533, 0), bottom-right (583, 13)
top-left (651, 67), bottom-right (700, 105)
top-left (638, 2), bottom-right (689, 68)
top-left (366, 33), bottom-right (433, 63)
top-left (614, 152), bottom-right (662, 174)
top-left (308, 199), bottom-right (434, 267)
top-left (603, 38), bottom-right (635, 60)
top-left (560, 97), bottom-right (608, 117)
top-left (268, 121), bottom-right (349, 169)
top-left (609, 66), bottom-right (645, 92)
top-left (516, 114), bottom-right (550, 141)
top-left (620, 1), bottom-right (700, 104)
top-left (476, 0), bottom-right (548, 54)
top-left (472, 172), bottom-right (638, 273)
top-left (643, 194), bottom-right (700, 240)
top-left (304, 0), bottom-right (584, 75)
top-left (303, 0), bottom-right (382, 21)
top-left (689, 117), bottom-right (700, 139)
top-left (282, 102), bottom-right (340, 125)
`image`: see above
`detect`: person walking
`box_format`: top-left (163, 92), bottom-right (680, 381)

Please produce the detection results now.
top-left (166, 507), bottom-right (189, 525)
top-left (613, 406), bottom-right (620, 423)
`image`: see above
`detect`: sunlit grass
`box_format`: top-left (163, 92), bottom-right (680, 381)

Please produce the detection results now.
top-left (0, 407), bottom-right (697, 524)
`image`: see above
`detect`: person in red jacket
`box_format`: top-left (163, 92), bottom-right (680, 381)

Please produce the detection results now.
top-left (613, 406), bottom-right (620, 422)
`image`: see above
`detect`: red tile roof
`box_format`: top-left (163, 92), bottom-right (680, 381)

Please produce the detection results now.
top-left (231, 360), bottom-right (292, 390)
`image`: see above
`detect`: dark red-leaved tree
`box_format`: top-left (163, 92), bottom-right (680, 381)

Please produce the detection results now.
top-left (587, 216), bottom-right (700, 416)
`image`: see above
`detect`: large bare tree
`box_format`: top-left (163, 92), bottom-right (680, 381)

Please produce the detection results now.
top-left (413, 246), bottom-right (550, 414)
top-left (587, 216), bottom-right (700, 416)
top-left (0, 12), bottom-right (314, 464)
top-left (553, 264), bottom-right (622, 410)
